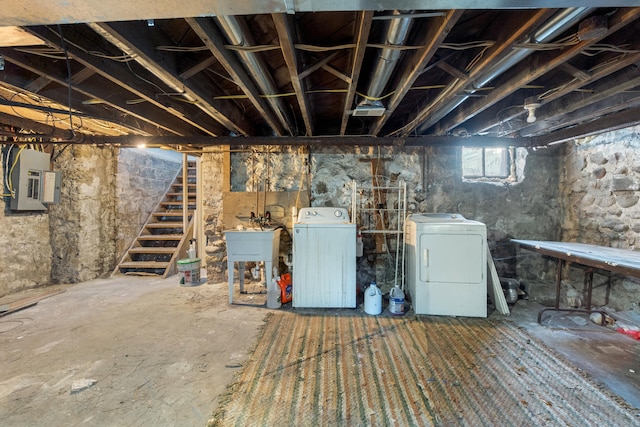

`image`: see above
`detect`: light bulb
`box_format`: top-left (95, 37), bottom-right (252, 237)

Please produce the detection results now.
top-left (526, 107), bottom-right (537, 123)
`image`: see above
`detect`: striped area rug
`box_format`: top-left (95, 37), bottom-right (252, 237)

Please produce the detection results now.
top-left (209, 312), bottom-right (640, 426)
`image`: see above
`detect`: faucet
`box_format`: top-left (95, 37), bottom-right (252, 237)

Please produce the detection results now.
top-left (249, 211), bottom-right (271, 228)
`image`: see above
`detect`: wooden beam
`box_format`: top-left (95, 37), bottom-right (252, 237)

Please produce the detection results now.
top-left (24, 75), bottom-right (52, 93)
top-left (272, 13), bottom-right (313, 136)
top-left (522, 91), bottom-right (640, 137)
top-left (186, 17), bottom-right (287, 136)
top-left (468, 49), bottom-right (640, 136)
top-left (370, 159), bottom-right (387, 254)
top-left (0, 51), bottom-right (168, 136)
top-left (531, 106), bottom-right (640, 146)
top-left (340, 10), bottom-right (373, 135)
top-left (321, 64), bottom-right (351, 84)
top-left (397, 9), bottom-right (556, 137)
top-left (298, 51), bottom-right (341, 81)
top-left (90, 21), bottom-right (255, 136)
top-left (93, 134), bottom-right (533, 147)
top-left (6, 1), bottom-right (640, 28)
top-left (368, 9), bottom-right (462, 135)
top-left (179, 55), bottom-right (216, 80)
top-left (24, 26), bottom-right (216, 136)
top-left (433, 7), bottom-right (640, 135)
top-left (559, 63), bottom-right (591, 82)
top-left (436, 61), bottom-right (470, 81)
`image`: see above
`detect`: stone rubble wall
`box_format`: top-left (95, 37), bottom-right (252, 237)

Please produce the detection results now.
top-left (0, 146), bottom-right (181, 296)
top-left (0, 155), bottom-right (52, 294)
top-left (115, 149), bottom-right (181, 262)
top-left (559, 126), bottom-right (640, 311)
top-left (48, 145), bottom-right (118, 283)
top-left (201, 148), bottom-right (226, 282)
top-left (203, 144), bottom-right (562, 296)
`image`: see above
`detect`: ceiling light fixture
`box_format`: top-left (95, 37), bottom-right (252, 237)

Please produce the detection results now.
top-left (524, 97), bottom-right (541, 123)
top-left (353, 100), bottom-right (386, 117)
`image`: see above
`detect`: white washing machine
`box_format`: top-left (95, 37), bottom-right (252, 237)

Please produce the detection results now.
top-left (405, 213), bottom-right (487, 317)
top-left (293, 207), bottom-right (356, 308)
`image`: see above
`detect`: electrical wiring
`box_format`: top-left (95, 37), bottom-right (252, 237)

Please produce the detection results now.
top-left (440, 41), bottom-right (495, 50)
top-left (2, 144), bottom-right (14, 196)
top-left (155, 45), bottom-right (210, 53)
top-left (45, 26), bottom-right (138, 63)
top-left (581, 44), bottom-right (640, 56)
top-left (6, 145), bottom-right (25, 196)
top-left (14, 47), bottom-right (68, 60)
top-left (465, 45), bottom-right (492, 73)
top-left (514, 33), bottom-right (581, 51)
top-left (125, 59), bottom-right (171, 99)
top-left (225, 44), bottom-right (280, 53)
top-left (58, 25), bottom-right (76, 137)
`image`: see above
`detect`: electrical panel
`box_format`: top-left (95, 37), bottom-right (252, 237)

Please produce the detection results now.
top-left (9, 149), bottom-right (61, 211)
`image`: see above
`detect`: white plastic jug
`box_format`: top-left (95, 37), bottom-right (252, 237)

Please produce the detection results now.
top-left (389, 285), bottom-right (405, 315)
top-left (364, 282), bottom-right (382, 315)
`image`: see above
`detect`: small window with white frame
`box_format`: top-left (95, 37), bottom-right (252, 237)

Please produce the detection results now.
top-left (462, 146), bottom-right (522, 184)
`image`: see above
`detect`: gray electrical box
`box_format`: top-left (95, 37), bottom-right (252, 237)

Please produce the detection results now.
top-left (9, 149), bottom-right (61, 211)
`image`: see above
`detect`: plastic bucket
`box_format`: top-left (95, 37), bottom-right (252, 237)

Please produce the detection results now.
top-left (177, 258), bottom-right (201, 286)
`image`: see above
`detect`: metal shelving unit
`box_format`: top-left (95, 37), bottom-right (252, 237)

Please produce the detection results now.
top-left (352, 179), bottom-right (407, 289)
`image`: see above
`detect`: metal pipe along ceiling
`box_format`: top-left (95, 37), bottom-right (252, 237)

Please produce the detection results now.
top-left (416, 7), bottom-right (594, 135)
top-left (364, 10), bottom-right (414, 103)
top-left (215, 15), bottom-right (295, 136)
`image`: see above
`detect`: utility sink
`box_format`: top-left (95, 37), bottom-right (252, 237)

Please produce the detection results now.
top-left (223, 228), bottom-right (281, 304)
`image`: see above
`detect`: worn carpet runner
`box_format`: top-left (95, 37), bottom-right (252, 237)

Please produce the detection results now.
top-left (209, 312), bottom-right (640, 426)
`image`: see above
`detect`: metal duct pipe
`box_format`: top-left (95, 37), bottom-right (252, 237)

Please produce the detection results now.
top-left (215, 15), bottom-right (294, 135)
top-left (365, 11), bottom-right (414, 101)
top-left (416, 7), bottom-right (594, 134)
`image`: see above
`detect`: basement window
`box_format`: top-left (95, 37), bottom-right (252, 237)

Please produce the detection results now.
top-left (462, 146), bottom-right (522, 184)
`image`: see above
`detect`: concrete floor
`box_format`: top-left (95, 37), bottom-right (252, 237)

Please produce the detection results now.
top-left (0, 274), bottom-right (638, 426)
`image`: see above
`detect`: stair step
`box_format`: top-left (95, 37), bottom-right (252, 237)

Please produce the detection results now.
top-left (160, 202), bottom-right (196, 207)
top-left (146, 222), bottom-right (184, 229)
top-left (166, 193), bottom-right (196, 197)
top-left (152, 212), bottom-right (193, 218)
top-left (129, 247), bottom-right (177, 254)
top-left (119, 261), bottom-right (171, 269)
top-left (137, 234), bottom-right (183, 241)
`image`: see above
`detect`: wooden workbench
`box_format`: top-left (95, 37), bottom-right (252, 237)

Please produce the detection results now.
top-left (512, 239), bottom-right (640, 323)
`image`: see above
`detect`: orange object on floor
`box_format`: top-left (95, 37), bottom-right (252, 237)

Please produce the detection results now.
top-left (277, 273), bottom-right (292, 304)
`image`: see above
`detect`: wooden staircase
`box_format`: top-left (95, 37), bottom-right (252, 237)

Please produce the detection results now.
top-left (113, 161), bottom-right (197, 278)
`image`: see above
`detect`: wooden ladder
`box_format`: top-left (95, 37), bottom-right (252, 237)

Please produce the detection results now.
top-left (112, 161), bottom-right (197, 278)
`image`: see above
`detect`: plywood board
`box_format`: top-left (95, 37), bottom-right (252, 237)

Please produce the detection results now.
top-left (222, 191), bottom-right (309, 230)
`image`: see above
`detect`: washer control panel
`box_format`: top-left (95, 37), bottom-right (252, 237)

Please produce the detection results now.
top-left (297, 207), bottom-right (351, 224)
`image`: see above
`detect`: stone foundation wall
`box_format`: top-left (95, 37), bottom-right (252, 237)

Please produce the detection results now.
top-left (0, 169), bottom-right (52, 295)
top-left (202, 148), bottom-right (226, 282)
top-left (115, 149), bottom-right (181, 262)
top-left (202, 144), bottom-right (562, 295)
top-left (48, 145), bottom-right (118, 283)
top-left (1, 146), bottom-right (181, 296)
top-left (559, 126), bottom-right (640, 311)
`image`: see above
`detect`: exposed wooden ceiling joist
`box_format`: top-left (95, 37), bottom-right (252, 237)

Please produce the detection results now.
top-left (185, 17), bottom-right (287, 136)
top-left (1, 6), bottom-right (639, 146)
top-left (272, 13), bottom-right (314, 136)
